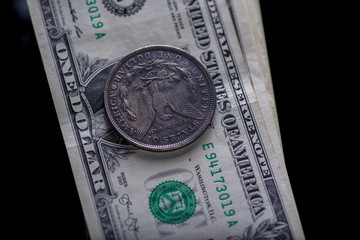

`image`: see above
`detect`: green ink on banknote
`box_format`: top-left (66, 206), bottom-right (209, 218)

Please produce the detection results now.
top-left (95, 33), bottom-right (106, 39)
top-left (149, 180), bottom-right (196, 225)
top-left (202, 142), bottom-right (239, 227)
top-left (86, 0), bottom-right (106, 40)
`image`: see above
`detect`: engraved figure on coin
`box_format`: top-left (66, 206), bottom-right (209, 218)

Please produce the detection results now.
top-left (104, 46), bottom-right (216, 151)
top-left (116, 59), bottom-right (204, 139)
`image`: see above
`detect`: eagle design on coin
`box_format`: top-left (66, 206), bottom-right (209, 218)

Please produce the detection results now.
top-left (104, 45), bottom-right (215, 151)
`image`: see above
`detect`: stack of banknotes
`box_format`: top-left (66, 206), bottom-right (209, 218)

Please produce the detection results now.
top-left (27, 0), bottom-right (305, 239)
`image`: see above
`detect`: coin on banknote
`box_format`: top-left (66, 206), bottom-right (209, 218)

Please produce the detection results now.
top-left (104, 45), bottom-right (215, 151)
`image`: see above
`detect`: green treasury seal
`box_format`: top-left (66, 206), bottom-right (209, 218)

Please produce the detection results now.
top-left (149, 180), bottom-right (196, 225)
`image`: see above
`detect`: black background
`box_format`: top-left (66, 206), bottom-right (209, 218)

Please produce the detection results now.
top-left (6, 0), bottom-right (334, 239)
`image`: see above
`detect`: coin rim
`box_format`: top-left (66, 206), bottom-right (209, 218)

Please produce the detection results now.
top-left (104, 45), bottom-right (216, 151)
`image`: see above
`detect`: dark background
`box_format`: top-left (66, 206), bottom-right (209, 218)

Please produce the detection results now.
top-left (6, 0), bottom-right (334, 239)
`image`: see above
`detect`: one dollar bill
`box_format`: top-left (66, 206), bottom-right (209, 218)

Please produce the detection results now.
top-left (27, 0), bottom-right (304, 239)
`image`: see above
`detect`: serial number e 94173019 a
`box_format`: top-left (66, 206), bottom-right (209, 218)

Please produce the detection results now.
top-left (202, 142), bottom-right (239, 228)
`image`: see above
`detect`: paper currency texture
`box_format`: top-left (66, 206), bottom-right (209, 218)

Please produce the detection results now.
top-left (27, 0), bottom-right (304, 239)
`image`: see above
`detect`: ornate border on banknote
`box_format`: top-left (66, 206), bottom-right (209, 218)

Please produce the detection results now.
top-left (203, 0), bottom-right (292, 236)
top-left (36, 0), bottom-right (295, 239)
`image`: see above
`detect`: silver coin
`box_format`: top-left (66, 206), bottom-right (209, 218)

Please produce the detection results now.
top-left (104, 45), bottom-right (215, 151)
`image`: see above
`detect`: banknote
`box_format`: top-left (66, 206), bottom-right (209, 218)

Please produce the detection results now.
top-left (27, 0), bottom-right (304, 239)
top-left (225, 1), bottom-right (296, 202)
top-left (227, 0), bottom-right (282, 151)
top-left (228, 2), bottom-right (302, 217)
